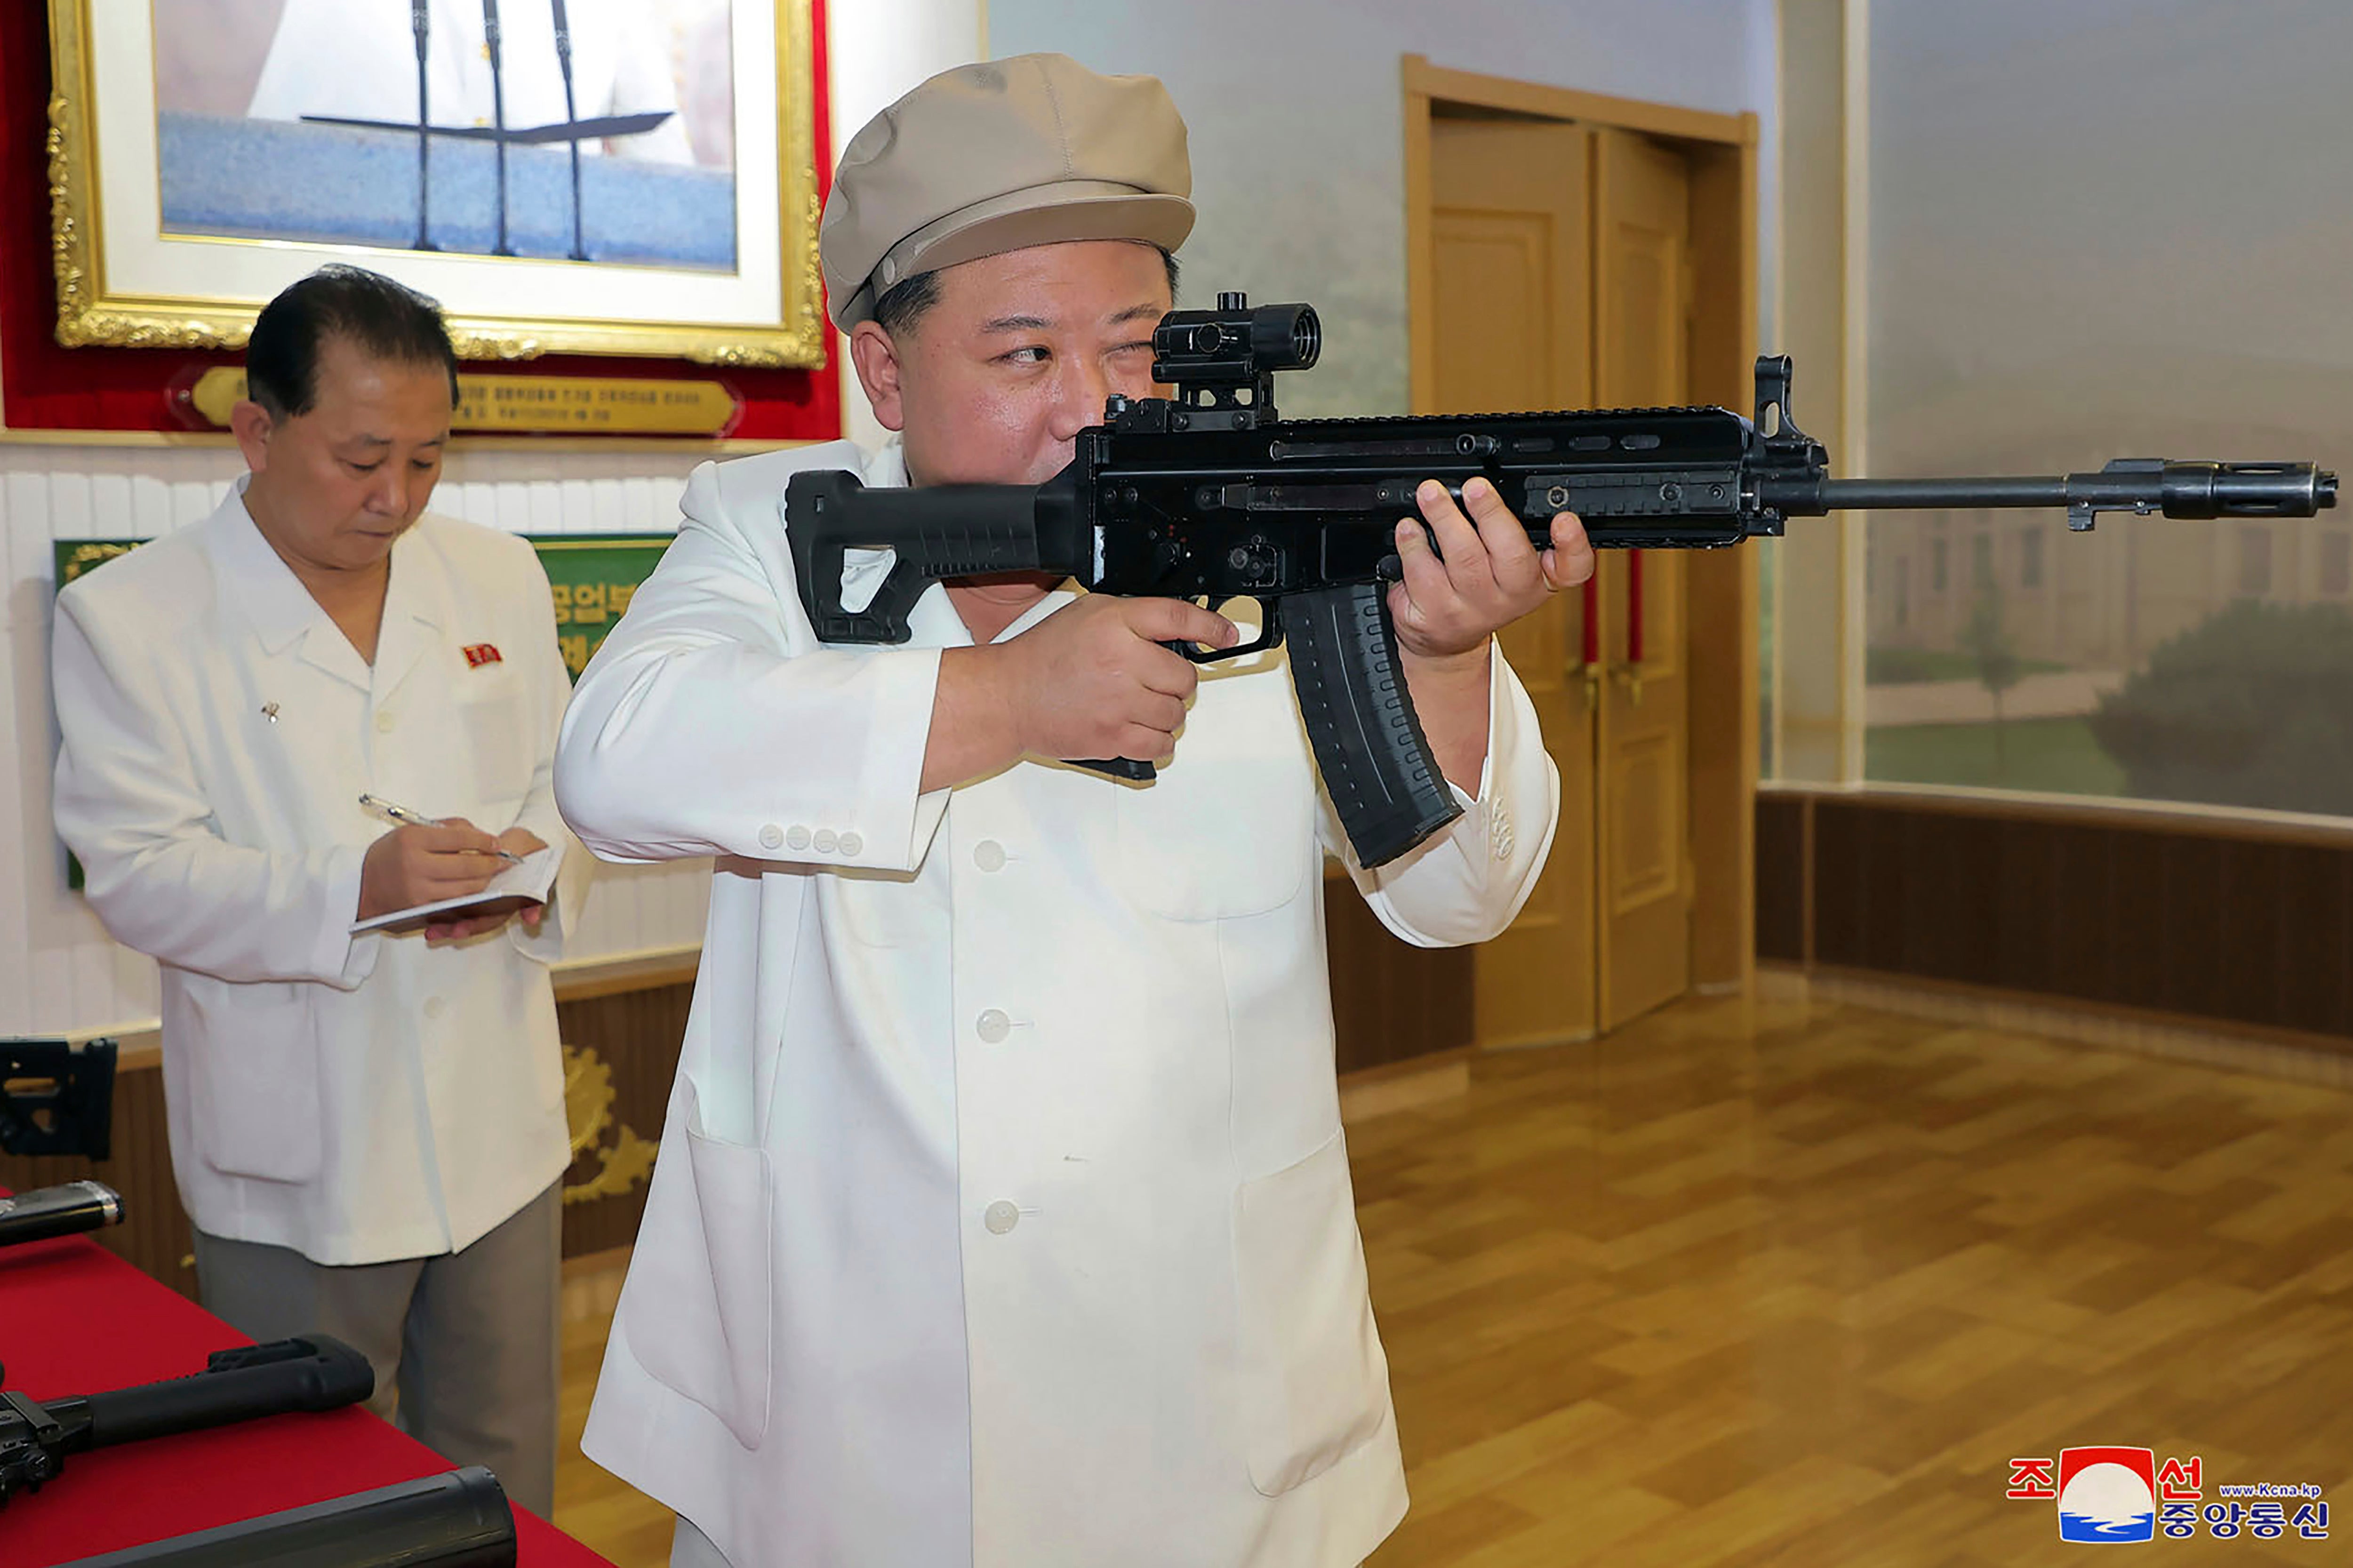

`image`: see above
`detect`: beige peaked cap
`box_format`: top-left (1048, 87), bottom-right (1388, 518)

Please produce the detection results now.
top-left (819, 52), bottom-right (1195, 330)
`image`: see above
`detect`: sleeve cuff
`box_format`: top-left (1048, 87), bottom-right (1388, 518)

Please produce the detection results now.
top-left (774, 644), bottom-right (949, 871)
top-left (320, 843), bottom-right (383, 987)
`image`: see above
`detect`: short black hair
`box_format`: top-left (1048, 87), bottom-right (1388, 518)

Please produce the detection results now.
top-left (245, 264), bottom-right (461, 421)
top-left (872, 247), bottom-right (1182, 337)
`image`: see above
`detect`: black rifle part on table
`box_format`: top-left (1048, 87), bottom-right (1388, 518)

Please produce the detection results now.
top-left (0, 1335), bottom-right (374, 1506)
top-left (52, 1465), bottom-right (516, 1568)
top-left (0, 1179), bottom-right (123, 1250)
top-left (0, 1037), bottom-right (117, 1160)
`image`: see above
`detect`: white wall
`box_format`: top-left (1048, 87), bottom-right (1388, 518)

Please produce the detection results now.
top-left (830, 0), bottom-right (990, 449)
top-left (989, 0), bottom-right (1780, 416)
top-left (0, 0), bottom-right (985, 1038)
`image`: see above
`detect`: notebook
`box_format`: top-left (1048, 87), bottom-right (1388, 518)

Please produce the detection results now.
top-left (348, 846), bottom-right (559, 935)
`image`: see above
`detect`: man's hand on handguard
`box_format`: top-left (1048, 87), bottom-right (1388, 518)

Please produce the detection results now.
top-left (1385, 478), bottom-right (1596, 793)
top-left (1390, 478), bottom-right (1595, 672)
top-left (925, 596), bottom-right (1238, 788)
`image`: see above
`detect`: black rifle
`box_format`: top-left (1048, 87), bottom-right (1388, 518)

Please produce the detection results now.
top-left (785, 293), bottom-right (2337, 868)
top-left (0, 1336), bottom-right (374, 1505)
top-left (52, 1466), bottom-right (514, 1567)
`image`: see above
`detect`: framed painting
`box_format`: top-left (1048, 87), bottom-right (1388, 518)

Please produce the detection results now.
top-left (45, 0), bottom-right (825, 367)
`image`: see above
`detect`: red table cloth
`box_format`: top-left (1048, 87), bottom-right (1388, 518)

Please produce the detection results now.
top-left (0, 1225), bottom-right (614, 1567)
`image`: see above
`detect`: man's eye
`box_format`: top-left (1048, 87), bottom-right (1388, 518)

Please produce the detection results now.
top-left (347, 461), bottom-right (382, 474)
top-left (1000, 346), bottom-right (1050, 366)
top-left (411, 457), bottom-right (438, 471)
top-left (1113, 341), bottom-right (1153, 356)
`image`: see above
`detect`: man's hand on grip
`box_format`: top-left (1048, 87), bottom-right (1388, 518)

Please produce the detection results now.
top-left (999, 595), bottom-right (1238, 764)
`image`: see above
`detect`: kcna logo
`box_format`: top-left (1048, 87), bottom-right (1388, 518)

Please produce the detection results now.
top-left (2009, 1447), bottom-right (2177, 1543)
top-left (2009, 1448), bottom-right (2329, 1543)
top-left (2056, 1448), bottom-right (2159, 1543)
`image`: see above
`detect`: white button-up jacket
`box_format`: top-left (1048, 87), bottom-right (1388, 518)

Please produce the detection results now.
top-left (51, 486), bottom-right (589, 1264)
top-left (557, 440), bottom-right (1559, 1568)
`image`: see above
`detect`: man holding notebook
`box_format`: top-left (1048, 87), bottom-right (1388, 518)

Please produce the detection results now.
top-left (48, 264), bottom-right (588, 1514)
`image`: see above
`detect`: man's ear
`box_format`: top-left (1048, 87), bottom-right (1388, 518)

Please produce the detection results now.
top-left (229, 399), bottom-right (275, 473)
top-left (848, 320), bottom-right (909, 432)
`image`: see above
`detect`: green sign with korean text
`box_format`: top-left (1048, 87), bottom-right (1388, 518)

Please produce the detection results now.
top-left (526, 536), bottom-right (672, 679)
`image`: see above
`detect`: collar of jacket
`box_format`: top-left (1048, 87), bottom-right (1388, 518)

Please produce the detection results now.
top-left (208, 479), bottom-right (452, 697)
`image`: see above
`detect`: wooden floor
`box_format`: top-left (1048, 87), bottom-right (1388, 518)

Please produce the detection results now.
top-left (553, 993), bottom-right (2353, 1565)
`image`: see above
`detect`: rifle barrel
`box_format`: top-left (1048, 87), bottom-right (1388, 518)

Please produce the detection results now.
top-left (1767, 462), bottom-right (2337, 521)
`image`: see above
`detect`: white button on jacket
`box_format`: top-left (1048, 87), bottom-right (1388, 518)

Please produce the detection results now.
top-left (51, 485), bottom-right (592, 1264)
top-left (555, 441), bottom-right (1561, 1568)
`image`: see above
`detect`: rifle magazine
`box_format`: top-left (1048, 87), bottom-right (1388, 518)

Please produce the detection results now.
top-left (1282, 583), bottom-right (1461, 869)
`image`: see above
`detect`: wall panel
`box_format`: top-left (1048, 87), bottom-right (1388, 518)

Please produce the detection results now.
top-left (1761, 785), bottom-right (2353, 1047)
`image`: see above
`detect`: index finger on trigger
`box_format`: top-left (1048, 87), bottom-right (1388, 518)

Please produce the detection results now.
top-left (1130, 595), bottom-right (1238, 651)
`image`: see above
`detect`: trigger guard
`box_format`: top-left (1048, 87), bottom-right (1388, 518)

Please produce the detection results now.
top-left (1176, 598), bottom-right (1285, 664)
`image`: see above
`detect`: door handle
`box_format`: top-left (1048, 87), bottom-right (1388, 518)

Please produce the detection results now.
top-left (1591, 546), bottom-right (1647, 696)
top-left (1578, 573), bottom-right (1603, 706)
top-left (1625, 548), bottom-right (1645, 664)
top-left (1609, 660), bottom-right (1646, 706)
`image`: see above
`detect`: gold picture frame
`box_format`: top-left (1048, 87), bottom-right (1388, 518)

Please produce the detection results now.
top-left (45, 0), bottom-right (824, 367)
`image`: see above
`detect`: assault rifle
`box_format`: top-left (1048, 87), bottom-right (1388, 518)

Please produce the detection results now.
top-left (785, 294), bottom-right (2337, 868)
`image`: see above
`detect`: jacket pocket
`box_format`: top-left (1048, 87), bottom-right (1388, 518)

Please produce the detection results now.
top-left (618, 1077), bottom-right (774, 1449)
top-left (181, 976), bottom-right (322, 1184)
top-left (454, 680), bottom-right (537, 810)
top-left (1232, 1127), bottom-right (1392, 1496)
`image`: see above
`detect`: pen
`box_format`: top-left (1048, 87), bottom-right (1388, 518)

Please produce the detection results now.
top-left (358, 793), bottom-right (525, 864)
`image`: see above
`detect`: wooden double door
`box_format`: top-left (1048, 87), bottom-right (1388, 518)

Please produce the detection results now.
top-left (1427, 116), bottom-right (1702, 1043)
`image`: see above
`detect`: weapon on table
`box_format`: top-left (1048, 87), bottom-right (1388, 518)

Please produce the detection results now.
top-left (785, 293), bottom-right (2337, 868)
top-left (0, 1336), bottom-right (374, 1506)
top-left (0, 1037), bottom-right (117, 1159)
top-left (0, 1180), bottom-right (123, 1250)
top-left (50, 1465), bottom-right (515, 1568)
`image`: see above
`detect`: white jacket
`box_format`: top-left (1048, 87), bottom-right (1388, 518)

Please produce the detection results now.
top-left (51, 484), bottom-right (590, 1264)
top-left (557, 440), bottom-right (1559, 1567)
